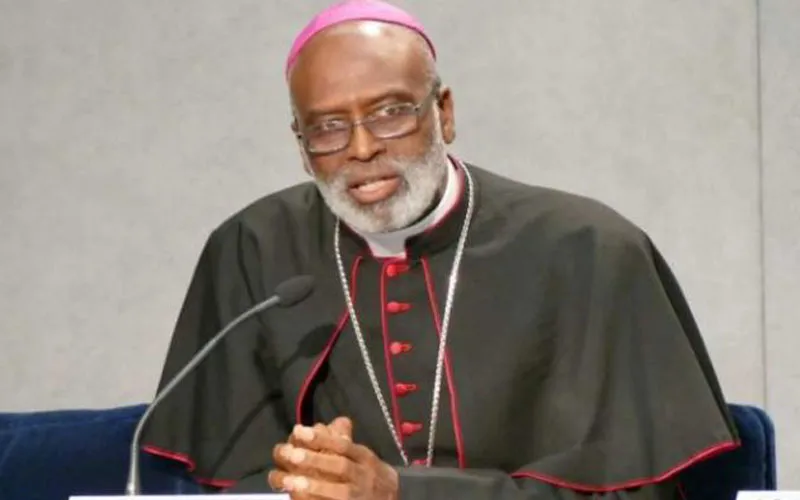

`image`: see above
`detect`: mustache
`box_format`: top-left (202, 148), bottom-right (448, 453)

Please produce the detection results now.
top-left (328, 158), bottom-right (410, 188)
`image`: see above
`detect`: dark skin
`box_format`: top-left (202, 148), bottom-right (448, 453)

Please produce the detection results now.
top-left (268, 417), bottom-right (400, 499)
top-left (268, 21), bottom-right (457, 500)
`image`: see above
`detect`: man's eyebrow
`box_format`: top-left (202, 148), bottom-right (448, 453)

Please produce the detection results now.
top-left (302, 88), bottom-right (419, 122)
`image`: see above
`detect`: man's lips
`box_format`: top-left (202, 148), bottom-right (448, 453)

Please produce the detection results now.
top-left (347, 175), bottom-right (402, 204)
top-left (346, 173), bottom-right (400, 189)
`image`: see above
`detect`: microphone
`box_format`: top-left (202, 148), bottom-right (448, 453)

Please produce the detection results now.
top-left (125, 274), bottom-right (315, 496)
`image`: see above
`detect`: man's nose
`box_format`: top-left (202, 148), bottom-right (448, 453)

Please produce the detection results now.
top-left (348, 122), bottom-right (385, 162)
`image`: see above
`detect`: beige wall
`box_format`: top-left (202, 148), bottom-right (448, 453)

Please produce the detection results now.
top-left (1, 0), bottom-right (796, 486)
top-left (761, 0), bottom-right (800, 486)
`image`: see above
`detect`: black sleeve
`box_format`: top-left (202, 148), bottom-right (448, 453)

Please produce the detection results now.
top-left (139, 224), bottom-right (294, 488)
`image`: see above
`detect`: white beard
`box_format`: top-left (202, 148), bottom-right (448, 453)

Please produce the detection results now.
top-left (302, 115), bottom-right (449, 234)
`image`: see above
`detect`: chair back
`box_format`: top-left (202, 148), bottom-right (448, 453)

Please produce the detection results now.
top-left (680, 404), bottom-right (777, 499)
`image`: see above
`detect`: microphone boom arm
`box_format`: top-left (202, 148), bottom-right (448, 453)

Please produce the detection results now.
top-left (125, 294), bottom-right (281, 495)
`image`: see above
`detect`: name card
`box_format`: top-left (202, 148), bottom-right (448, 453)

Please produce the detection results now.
top-left (737, 493), bottom-right (800, 500)
top-left (70, 495), bottom-right (289, 499)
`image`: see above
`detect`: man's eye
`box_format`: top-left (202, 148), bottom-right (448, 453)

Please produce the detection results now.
top-left (313, 121), bottom-right (348, 133)
top-left (377, 105), bottom-right (412, 117)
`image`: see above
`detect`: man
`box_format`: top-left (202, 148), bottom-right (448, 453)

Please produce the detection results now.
top-left (140, 1), bottom-right (739, 498)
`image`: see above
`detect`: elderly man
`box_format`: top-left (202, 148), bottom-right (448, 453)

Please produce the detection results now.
top-left (141, 1), bottom-right (738, 498)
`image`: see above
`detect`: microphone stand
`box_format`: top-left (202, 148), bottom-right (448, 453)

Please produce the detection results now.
top-left (125, 294), bottom-right (281, 495)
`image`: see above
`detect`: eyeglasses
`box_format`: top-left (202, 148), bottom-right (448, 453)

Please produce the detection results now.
top-left (296, 83), bottom-right (441, 156)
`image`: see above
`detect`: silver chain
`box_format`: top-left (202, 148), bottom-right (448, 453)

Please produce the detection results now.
top-left (333, 164), bottom-right (475, 467)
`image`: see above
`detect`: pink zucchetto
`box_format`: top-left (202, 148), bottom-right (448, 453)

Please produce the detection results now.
top-left (285, 0), bottom-right (436, 78)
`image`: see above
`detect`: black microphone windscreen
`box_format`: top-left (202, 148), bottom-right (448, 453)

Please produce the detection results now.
top-left (275, 275), bottom-right (315, 306)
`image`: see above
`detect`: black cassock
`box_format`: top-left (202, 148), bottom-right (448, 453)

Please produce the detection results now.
top-left (141, 162), bottom-right (738, 499)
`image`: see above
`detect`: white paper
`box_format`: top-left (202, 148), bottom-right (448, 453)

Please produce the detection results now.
top-left (69, 495), bottom-right (289, 499)
top-left (736, 492), bottom-right (800, 500)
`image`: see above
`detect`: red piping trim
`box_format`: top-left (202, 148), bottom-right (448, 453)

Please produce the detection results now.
top-left (421, 257), bottom-right (467, 469)
top-left (141, 444), bottom-right (235, 488)
top-left (295, 255), bottom-right (364, 425)
top-left (510, 440), bottom-right (739, 493)
top-left (380, 260), bottom-right (405, 440)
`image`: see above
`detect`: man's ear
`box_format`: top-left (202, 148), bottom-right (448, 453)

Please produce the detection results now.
top-left (290, 117), bottom-right (313, 176)
top-left (298, 145), bottom-right (314, 177)
top-left (294, 136), bottom-right (315, 178)
top-left (437, 85), bottom-right (456, 144)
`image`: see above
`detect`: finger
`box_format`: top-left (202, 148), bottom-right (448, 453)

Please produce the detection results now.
top-left (273, 443), bottom-right (301, 474)
top-left (283, 443), bottom-right (357, 481)
top-left (268, 471), bottom-right (318, 500)
top-left (284, 475), bottom-right (351, 500)
top-left (289, 423), bottom-right (328, 448)
top-left (268, 470), bottom-right (313, 500)
top-left (293, 424), bottom-right (373, 463)
top-left (267, 469), bottom-right (289, 492)
top-left (274, 442), bottom-right (355, 482)
top-left (328, 416), bottom-right (353, 440)
top-left (291, 424), bottom-right (335, 453)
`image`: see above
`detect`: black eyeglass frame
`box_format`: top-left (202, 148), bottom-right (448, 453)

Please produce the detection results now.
top-left (295, 81), bottom-right (442, 156)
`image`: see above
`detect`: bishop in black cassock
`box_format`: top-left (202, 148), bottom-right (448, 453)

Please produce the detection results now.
top-left (140, 1), bottom-right (739, 498)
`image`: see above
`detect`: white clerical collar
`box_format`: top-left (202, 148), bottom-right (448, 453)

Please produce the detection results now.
top-left (355, 158), bottom-right (461, 259)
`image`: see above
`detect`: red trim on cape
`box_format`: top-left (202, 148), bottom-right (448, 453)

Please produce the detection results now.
top-left (509, 440), bottom-right (739, 493)
top-left (295, 255), bottom-right (364, 425)
top-left (421, 257), bottom-right (467, 469)
top-left (141, 444), bottom-right (235, 488)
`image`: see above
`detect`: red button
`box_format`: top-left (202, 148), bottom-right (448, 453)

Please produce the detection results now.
top-left (389, 342), bottom-right (412, 355)
top-left (386, 301), bottom-right (411, 313)
top-left (386, 263), bottom-right (410, 277)
top-left (394, 382), bottom-right (418, 396)
top-left (412, 458), bottom-right (427, 466)
top-left (400, 421), bottom-right (423, 436)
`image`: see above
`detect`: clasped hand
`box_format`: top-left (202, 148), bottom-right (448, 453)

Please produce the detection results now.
top-left (268, 417), bottom-right (399, 500)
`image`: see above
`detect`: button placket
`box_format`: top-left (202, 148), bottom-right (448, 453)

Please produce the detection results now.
top-left (381, 259), bottom-right (433, 463)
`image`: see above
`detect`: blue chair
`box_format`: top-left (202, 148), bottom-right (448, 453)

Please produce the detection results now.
top-left (679, 404), bottom-right (777, 498)
top-left (0, 403), bottom-right (776, 500)
top-left (0, 404), bottom-right (202, 499)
